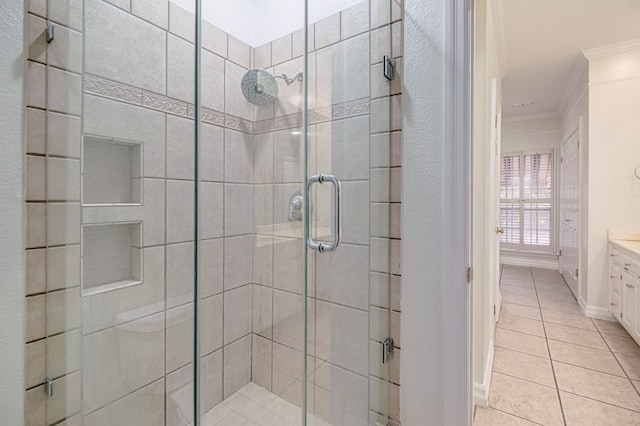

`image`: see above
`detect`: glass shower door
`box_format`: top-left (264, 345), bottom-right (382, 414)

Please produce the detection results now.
top-left (303, 0), bottom-right (402, 425)
top-left (42, 0), bottom-right (201, 424)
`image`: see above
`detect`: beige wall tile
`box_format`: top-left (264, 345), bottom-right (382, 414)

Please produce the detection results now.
top-left (83, 379), bottom-right (165, 425)
top-left (26, 108), bottom-right (46, 155)
top-left (48, 112), bottom-right (81, 158)
top-left (48, 67), bottom-right (81, 116)
top-left (46, 329), bottom-right (81, 379)
top-left (272, 34), bottom-right (292, 66)
top-left (202, 21), bottom-right (227, 58)
top-left (48, 25), bottom-right (82, 73)
top-left (341, 1), bottom-right (369, 39)
top-left (27, 61), bottom-right (46, 109)
top-left (167, 34), bottom-right (195, 103)
top-left (253, 284), bottom-right (273, 339)
top-left (224, 335), bottom-right (251, 398)
top-left (169, 2), bottom-right (194, 43)
top-left (166, 304), bottom-right (194, 373)
top-left (28, 14), bottom-right (47, 63)
top-left (252, 334), bottom-right (272, 391)
top-left (315, 14), bottom-right (340, 49)
top-left (25, 295), bottom-right (45, 342)
top-left (25, 340), bottom-right (45, 389)
top-left (255, 43), bottom-right (271, 69)
top-left (26, 203), bottom-right (46, 249)
top-left (166, 242), bottom-right (194, 307)
top-left (131, 0), bottom-right (168, 29)
top-left (86, 0), bottom-right (167, 93)
top-left (166, 180), bottom-right (194, 243)
top-left (26, 155), bottom-right (45, 201)
top-left (223, 235), bottom-right (253, 291)
top-left (224, 184), bottom-right (253, 236)
top-left (199, 238), bottom-right (224, 298)
top-left (26, 248), bottom-right (46, 295)
top-left (228, 35), bottom-right (251, 69)
top-left (223, 285), bottom-right (252, 345)
top-left (200, 294), bottom-right (223, 356)
top-left (49, 0), bottom-right (83, 31)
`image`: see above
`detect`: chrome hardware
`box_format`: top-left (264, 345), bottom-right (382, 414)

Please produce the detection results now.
top-left (306, 174), bottom-right (342, 253)
top-left (382, 337), bottom-right (395, 364)
top-left (496, 227), bottom-right (505, 235)
top-left (45, 377), bottom-right (53, 397)
top-left (46, 24), bottom-right (54, 43)
top-left (383, 55), bottom-right (396, 81)
top-left (275, 69), bottom-right (304, 86)
top-left (288, 190), bottom-right (304, 221)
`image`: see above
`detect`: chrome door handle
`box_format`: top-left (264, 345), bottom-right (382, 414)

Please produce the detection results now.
top-left (306, 174), bottom-right (341, 253)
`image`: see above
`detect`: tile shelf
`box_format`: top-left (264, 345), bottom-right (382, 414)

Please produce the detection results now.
top-left (81, 134), bottom-right (145, 295)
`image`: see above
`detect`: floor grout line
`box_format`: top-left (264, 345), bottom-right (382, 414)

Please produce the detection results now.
top-left (530, 267), bottom-right (568, 426)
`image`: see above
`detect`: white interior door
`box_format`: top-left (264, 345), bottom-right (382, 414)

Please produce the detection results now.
top-left (487, 78), bottom-right (502, 327)
top-left (560, 129), bottom-right (580, 297)
top-left (494, 110), bottom-right (502, 320)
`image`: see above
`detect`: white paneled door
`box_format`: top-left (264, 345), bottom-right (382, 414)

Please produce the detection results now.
top-left (559, 127), bottom-right (580, 298)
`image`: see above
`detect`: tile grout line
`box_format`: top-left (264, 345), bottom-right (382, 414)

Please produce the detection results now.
top-left (530, 267), bottom-right (568, 426)
top-left (591, 318), bottom-right (640, 398)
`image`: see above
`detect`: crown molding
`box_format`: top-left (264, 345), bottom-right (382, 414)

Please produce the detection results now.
top-left (557, 54), bottom-right (588, 116)
top-left (502, 111), bottom-right (560, 124)
top-left (582, 38), bottom-right (640, 60)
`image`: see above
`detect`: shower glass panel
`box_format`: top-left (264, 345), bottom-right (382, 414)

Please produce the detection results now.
top-left (303, 1), bottom-right (399, 425)
top-left (43, 0), bottom-right (199, 423)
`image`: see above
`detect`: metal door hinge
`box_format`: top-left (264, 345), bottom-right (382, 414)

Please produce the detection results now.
top-left (382, 337), bottom-right (394, 364)
top-left (383, 55), bottom-right (396, 81)
top-left (467, 267), bottom-right (473, 284)
top-left (575, 269), bottom-right (579, 278)
top-left (44, 377), bottom-right (53, 397)
top-left (46, 24), bottom-right (55, 43)
top-left (493, 304), bottom-right (496, 316)
top-left (559, 249), bottom-right (562, 256)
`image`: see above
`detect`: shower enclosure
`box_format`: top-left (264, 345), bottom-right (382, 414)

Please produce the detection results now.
top-left (25, 0), bottom-right (403, 424)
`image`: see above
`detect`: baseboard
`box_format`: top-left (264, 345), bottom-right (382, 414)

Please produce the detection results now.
top-left (473, 342), bottom-right (494, 407)
top-left (500, 253), bottom-right (558, 270)
top-left (584, 304), bottom-right (616, 322)
top-left (578, 296), bottom-right (587, 315)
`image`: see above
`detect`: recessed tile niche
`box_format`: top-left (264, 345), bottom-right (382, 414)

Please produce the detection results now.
top-left (82, 136), bottom-right (142, 205)
top-left (82, 222), bottom-right (143, 295)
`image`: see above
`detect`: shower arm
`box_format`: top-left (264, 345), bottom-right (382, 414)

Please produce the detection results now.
top-left (275, 69), bottom-right (304, 86)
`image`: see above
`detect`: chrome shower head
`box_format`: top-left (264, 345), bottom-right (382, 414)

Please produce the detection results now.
top-left (241, 68), bottom-right (278, 106)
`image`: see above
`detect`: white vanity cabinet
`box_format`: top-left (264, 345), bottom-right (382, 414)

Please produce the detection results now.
top-left (609, 241), bottom-right (640, 343)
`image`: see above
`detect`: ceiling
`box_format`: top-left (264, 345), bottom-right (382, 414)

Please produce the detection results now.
top-left (499, 0), bottom-right (640, 119)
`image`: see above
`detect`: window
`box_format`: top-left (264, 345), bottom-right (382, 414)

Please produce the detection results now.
top-left (500, 151), bottom-right (553, 250)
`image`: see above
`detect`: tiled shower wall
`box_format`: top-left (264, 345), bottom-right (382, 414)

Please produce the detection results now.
top-left (24, 0), bottom-right (402, 424)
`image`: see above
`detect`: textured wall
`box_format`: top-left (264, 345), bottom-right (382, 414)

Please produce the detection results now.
top-left (0, 0), bottom-right (25, 423)
top-left (401, 0), bottom-right (447, 423)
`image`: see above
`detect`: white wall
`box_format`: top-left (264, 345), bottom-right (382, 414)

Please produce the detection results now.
top-left (502, 116), bottom-right (561, 153)
top-left (0, 0), bottom-right (25, 422)
top-left (170, 0), bottom-right (362, 47)
top-left (584, 41), bottom-right (640, 311)
top-left (403, 0), bottom-right (472, 423)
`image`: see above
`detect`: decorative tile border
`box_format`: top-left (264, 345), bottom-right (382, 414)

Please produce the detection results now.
top-left (85, 74), bottom-right (369, 135)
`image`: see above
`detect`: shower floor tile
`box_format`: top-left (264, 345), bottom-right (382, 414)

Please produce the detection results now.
top-left (202, 383), bottom-right (331, 426)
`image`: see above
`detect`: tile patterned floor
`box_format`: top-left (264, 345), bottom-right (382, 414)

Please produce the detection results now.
top-left (475, 266), bottom-right (640, 426)
top-left (202, 382), bottom-right (330, 426)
